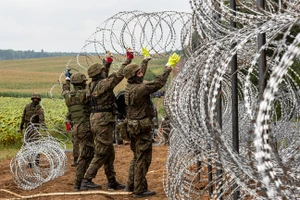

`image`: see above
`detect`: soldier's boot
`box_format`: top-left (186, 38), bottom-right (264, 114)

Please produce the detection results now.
top-left (107, 178), bottom-right (126, 190)
top-left (71, 157), bottom-right (78, 167)
top-left (124, 185), bottom-right (134, 192)
top-left (134, 190), bottom-right (156, 198)
top-left (74, 180), bottom-right (81, 192)
top-left (80, 179), bottom-right (101, 190)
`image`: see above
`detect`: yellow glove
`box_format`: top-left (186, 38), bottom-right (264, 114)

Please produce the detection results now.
top-left (166, 53), bottom-right (181, 68)
top-left (142, 47), bottom-right (151, 58)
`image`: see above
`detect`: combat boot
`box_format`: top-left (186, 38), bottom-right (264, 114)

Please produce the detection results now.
top-left (74, 181), bottom-right (81, 192)
top-left (107, 178), bottom-right (126, 190)
top-left (80, 179), bottom-right (102, 190)
top-left (134, 190), bottom-right (156, 198)
top-left (71, 157), bottom-right (78, 167)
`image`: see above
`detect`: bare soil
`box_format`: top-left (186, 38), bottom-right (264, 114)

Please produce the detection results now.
top-left (0, 144), bottom-right (169, 200)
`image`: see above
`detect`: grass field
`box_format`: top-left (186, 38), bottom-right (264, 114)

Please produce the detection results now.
top-left (0, 56), bottom-right (168, 98)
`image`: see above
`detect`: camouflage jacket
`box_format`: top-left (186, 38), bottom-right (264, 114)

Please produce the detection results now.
top-left (62, 80), bottom-right (90, 124)
top-left (21, 102), bottom-right (45, 127)
top-left (87, 58), bottom-right (132, 124)
top-left (125, 66), bottom-right (171, 120)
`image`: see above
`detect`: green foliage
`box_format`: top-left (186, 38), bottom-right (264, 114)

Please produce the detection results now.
top-left (0, 144), bottom-right (22, 160)
top-left (0, 97), bottom-right (67, 146)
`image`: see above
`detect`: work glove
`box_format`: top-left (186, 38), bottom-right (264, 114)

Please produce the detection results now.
top-left (105, 50), bottom-right (113, 63)
top-left (142, 47), bottom-right (151, 60)
top-left (166, 53), bottom-right (181, 68)
top-left (65, 122), bottom-right (71, 131)
top-left (126, 48), bottom-right (134, 59)
top-left (65, 69), bottom-right (72, 81)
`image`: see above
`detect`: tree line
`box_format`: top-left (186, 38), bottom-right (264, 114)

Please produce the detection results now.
top-left (0, 49), bottom-right (77, 60)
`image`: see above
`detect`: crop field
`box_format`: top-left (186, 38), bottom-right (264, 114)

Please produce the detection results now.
top-left (0, 56), bottom-right (169, 150)
top-left (0, 56), bottom-right (167, 97)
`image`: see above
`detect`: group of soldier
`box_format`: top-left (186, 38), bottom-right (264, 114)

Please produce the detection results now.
top-left (20, 48), bottom-right (180, 198)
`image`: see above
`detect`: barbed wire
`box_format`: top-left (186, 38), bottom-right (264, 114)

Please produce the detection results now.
top-left (163, 0), bottom-right (300, 199)
top-left (10, 122), bottom-right (67, 190)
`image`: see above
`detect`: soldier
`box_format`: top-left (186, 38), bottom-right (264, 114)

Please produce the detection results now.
top-left (65, 111), bottom-right (79, 167)
top-left (62, 72), bottom-right (94, 191)
top-left (80, 49), bottom-right (134, 191)
top-left (20, 93), bottom-right (46, 167)
top-left (123, 49), bottom-right (180, 198)
top-left (20, 93), bottom-right (46, 141)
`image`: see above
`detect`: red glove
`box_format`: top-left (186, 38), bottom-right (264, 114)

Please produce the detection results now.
top-left (106, 56), bottom-right (113, 63)
top-left (126, 48), bottom-right (134, 59)
top-left (105, 51), bottom-right (113, 63)
top-left (66, 122), bottom-right (71, 131)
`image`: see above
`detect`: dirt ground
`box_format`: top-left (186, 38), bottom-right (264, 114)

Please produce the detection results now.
top-left (0, 144), bottom-right (169, 200)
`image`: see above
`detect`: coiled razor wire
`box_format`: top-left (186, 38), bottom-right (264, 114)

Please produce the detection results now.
top-left (10, 114), bottom-right (68, 190)
top-left (55, 11), bottom-right (192, 75)
top-left (162, 0), bottom-right (300, 199)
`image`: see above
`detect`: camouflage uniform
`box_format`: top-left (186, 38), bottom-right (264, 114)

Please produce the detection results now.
top-left (66, 111), bottom-right (80, 166)
top-left (62, 74), bottom-right (94, 191)
top-left (124, 59), bottom-right (171, 194)
top-left (20, 93), bottom-right (45, 142)
top-left (83, 58), bottom-right (131, 186)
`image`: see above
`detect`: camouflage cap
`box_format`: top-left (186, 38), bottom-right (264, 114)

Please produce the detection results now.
top-left (31, 93), bottom-right (41, 100)
top-left (70, 73), bottom-right (88, 84)
top-left (123, 63), bottom-right (140, 79)
top-left (88, 63), bottom-right (105, 78)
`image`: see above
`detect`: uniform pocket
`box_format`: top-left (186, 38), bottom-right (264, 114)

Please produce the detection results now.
top-left (127, 119), bottom-right (140, 135)
top-left (139, 118), bottom-right (153, 132)
top-left (116, 119), bottom-right (130, 141)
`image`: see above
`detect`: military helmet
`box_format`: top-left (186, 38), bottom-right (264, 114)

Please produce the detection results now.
top-left (88, 63), bottom-right (105, 78)
top-left (70, 73), bottom-right (88, 84)
top-left (31, 93), bottom-right (41, 100)
top-left (123, 63), bottom-right (140, 79)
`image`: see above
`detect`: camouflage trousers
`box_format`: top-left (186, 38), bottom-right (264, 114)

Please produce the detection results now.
top-left (71, 127), bottom-right (80, 158)
top-left (73, 122), bottom-right (94, 185)
top-left (126, 129), bottom-right (153, 194)
top-left (84, 122), bottom-right (116, 180)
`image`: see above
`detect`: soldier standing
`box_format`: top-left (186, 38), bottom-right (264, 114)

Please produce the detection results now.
top-left (20, 93), bottom-right (46, 142)
top-left (123, 49), bottom-right (180, 198)
top-left (62, 72), bottom-right (94, 191)
top-left (20, 93), bottom-right (46, 168)
top-left (80, 49), bottom-right (133, 190)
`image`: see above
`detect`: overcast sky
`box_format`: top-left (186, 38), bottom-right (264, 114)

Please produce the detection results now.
top-left (0, 0), bottom-right (191, 52)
